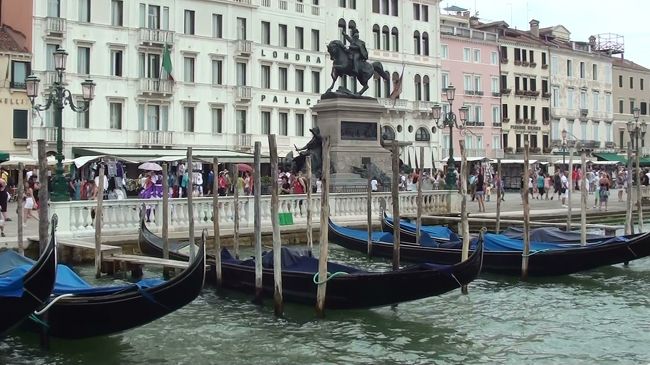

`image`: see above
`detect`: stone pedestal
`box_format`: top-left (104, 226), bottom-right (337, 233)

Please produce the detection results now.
top-left (312, 95), bottom-right (391, 192)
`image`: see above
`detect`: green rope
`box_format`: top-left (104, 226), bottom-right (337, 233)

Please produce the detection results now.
top-left (312, 271), bottom-right (349, 285)
top-left (28, 314), bottom-right (49, 329)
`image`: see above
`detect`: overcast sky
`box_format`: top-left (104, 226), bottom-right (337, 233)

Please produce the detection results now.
top-left (443, 0), bottom-right (650, 67)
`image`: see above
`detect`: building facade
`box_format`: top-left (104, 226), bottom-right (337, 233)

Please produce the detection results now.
top-left (5, 0), bottom-right (443, 170)
top-left (0, 25), bottom-right (32, 159)
top-left (439, 13), bottom-right (501, 159)
top-left (612, 56), bottom-right (650, 153)
top-left (548, 31), bottom-right (614, 154)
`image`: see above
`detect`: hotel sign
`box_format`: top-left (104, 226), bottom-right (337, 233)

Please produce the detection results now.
top-left (260, 49), bottom-right (323, 65)
top-left (0, 98), bottom-right (27, 105)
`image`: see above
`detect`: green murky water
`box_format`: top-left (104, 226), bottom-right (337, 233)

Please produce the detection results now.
top-left (1, 244), bottom-right (649, 365)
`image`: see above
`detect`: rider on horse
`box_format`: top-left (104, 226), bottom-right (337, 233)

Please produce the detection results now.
top-left (342, 28), bottom-right (368, 75)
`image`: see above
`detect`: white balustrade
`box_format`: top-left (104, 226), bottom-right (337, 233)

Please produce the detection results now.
top-left (50, 191), bottom-right (456, 238)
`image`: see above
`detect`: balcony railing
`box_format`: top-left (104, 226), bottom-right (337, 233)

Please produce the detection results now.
top-left (261, 0), bottom-right (270, 5)
top-left (236, 134), bottom-right (252, 150)
top-left (139, 131), bottom-right (173, 146)
top-left (45, 17), bottom-right (65, 36)
top-left (440, 24), bottom-right (498, 41)
top-left (139, 28), bottom-right (175, 45)
top-left (378, 98), bottom-right (408, 109)
top-left (236, 86), bottom-right (252, 100)
top-left (580, 108), bottom-right (589, 116)
top-left (43, 127), bottom-right (58, 143)
top-left (413, 100), bottom-right (435, 111)
top-left (138, 78), bottom-right (174, 95)
top-left (279, 0), bottom-right (288, 10)
top-left (10, 81), bottom-right (26, 89)
top-left (235, 40), bottom-right (252, 55)
top-left (311, 5), bottom-right (320, 15)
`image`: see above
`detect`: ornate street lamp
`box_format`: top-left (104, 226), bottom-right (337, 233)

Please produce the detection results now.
top-left (431, 84), bottom-right (469, 189)
top-left (26, 49), bottom-right (96, 201)
top-left (561, 129), bottom-right (568, 168)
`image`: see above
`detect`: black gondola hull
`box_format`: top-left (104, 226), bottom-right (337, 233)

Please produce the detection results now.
top-left (331, 219), bottom-right (650, 276)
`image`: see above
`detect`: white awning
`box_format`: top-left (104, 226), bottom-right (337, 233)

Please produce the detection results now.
top-left (73, 155), bottom-right (137, 168)
top-left (490, 159), bottom-right (539, 164)
top-left (592, 161), bottom-right (620, 165)
top-left (553, 159), bottom-right (591, 165)
top-left (72, 147), bottom-right (269, 164)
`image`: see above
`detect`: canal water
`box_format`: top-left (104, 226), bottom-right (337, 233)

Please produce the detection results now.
top-left (1, 244), bottom-right (649, 365)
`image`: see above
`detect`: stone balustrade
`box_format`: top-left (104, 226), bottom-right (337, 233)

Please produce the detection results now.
top-left (50, 190), bottom-right (458, 239)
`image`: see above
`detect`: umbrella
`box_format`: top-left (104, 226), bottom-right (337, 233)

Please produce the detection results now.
top-left (236, 164), bottom-right (253, 173)
top-left (138, 162), bottom-right (162, 171)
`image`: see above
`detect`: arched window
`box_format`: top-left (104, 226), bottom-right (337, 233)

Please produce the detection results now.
top-left (348, 20), bottom-right (357, 31)
top-left (415, 127), bottom-right (430, 141)
top-left (392, 71), bottom-right (400, 98)
top-left (382, 26), bottom-right (390, 51)
top-left (338, 19), bottom-right (346, 43)
top-left (413, 31), bottom-right (421, 55)
top-left (373, 74), bottom-right (381, 98)
top-left (423, 75), bottom-right (430, 101)
top-left (422, 32), bottom-right (429, 56)
top-left (391, 27), bottom-right (399, 52)
top-left (382, 125), bottom-right (396, 140)
top-left (414, 74), bottom-right (422, 101)
top-left (372, 24), bottom-right (380, 49)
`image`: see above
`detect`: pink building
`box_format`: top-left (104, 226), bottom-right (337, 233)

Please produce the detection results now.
top-left (439, 15), bottom-right (502, 160)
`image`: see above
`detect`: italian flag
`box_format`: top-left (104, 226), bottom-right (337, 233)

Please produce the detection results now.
top-left (162, 44), bottom-right (174, 81)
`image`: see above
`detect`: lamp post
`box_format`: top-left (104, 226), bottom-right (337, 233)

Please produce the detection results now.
top-left (561, 129), bottom-right (568, 168)
top-left (432, 84), bottom-right (469, 189)
top-left (25, 49), bottom-right (96, 202)
top-left (627, 107), bottom-right (646, 228)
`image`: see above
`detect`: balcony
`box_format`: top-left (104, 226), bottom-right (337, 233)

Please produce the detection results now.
top-left (522, 61), bottom-right (530, 67)
top-left (524, 118), bottom-right (530, 124)
top-left (493, 122), bottom-right (502, 127)
top-left (501, 58), bottom-right (509, 64)
top-left (139, 131), bottom-right (173, 146)
top-left (580, 108), bottom-right (589, 117)
top-left (230, 0), bottom-right (252, 4)
top-left (542, 92), bottom-right (551, 98)
top-left (413, 100), bottom-right (434, 111)
top-left (236, 134), bottom-right (252, 151)
top-left (530, 119), bottom-right (538, 125)
top-left (139, 28), bottom-right (174, 46)
top-left (378, 98), bottom-right (408, 109)
top-left (500, 88), bottom-right (512, 95)
top-left (465, 90), bottom-right (475, 95)
top-left (234, 40), bottom-right (253, 56)
top-left (529, 62), bottom-right (537, 68)
top-left (43, 127), bottom-right (58, 143)
top-left (38, 71), bottom-right (66, 90)
top-left (10, 81), bottom-right (26, 89)
top-left (492, 91), bottom-right (501, 97)
top-left (138, 78), bottom-right (173, 96)
top-left (236, 86), bottom-right (252, 101)
top-left (514, 60), bottom-right (522, 66)
top-left (502, 118), bottom-right (510, 123)
top-left (516, 118), bottom-right (523, 124)
top-left (441, 25), bottom-right (498, 41)
top-left (542, 64), bottom-right (549, 69)
top-left (45, 17), bottom-right (65, 37)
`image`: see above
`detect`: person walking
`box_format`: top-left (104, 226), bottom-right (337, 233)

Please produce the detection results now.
top-left (553, 170), bottom-right (562, 201)
top-left (599, 172), bottom-right (611, 211)
top-left (616, 170), bottom-right (625, 202)
top-left (560, 171), bottom-right (569, 207)
top-left (475, 171), bottom-right (486, 212)
top-left (537, 173), bottom-right (545, 200)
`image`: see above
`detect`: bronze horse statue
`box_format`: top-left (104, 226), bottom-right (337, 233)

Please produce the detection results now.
top-left (325, 40), bottom-right (390, 96)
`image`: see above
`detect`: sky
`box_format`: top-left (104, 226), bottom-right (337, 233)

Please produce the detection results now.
top-left (443, 0), bottom-right (650, 67)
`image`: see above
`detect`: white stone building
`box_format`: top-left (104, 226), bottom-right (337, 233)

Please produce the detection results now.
top-left (24, 0), bottom-right (442, 168)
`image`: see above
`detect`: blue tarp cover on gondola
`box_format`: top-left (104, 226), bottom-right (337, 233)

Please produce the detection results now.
top-left (337, 223), bottom-right (443, 246)
top-left (0, 249), bottom-right (164, 297)
top-left (222, 247), bottom-right (362, 274)
top-left (385, 216), bottom-right (460, 241)
top-left (501, 226), bottom-right (603, 242)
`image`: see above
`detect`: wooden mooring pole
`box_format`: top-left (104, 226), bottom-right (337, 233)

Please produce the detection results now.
top-left (253, 142), bottom-right (263, 303)
top-left (580, 149), bottom-right (587, 246)
top-left (459, 141), bottom-right (469, 294)
top-left (94, 162), bottom-right (105, 278)
top-left (162, 162), bottom-right (170, 278)
top-left (316, 136), bottom-right (330, 317)
top-left (391, 141), bottom-right (401, 271)
top-left (521, 142), bottom-right (531, 279)
top-left (416, 147), bottom-right (424, 245)
top-left (233, 163), bottom-right (240, 259)
top-left (212, 157), bottom-right (222, 287)
top-left (626, 142), bottom-right (634, 234)
top-left (17, 162), bottom-right (24, 255)
top-left (268, 134), bottom-right (283, 316)
top-left (567, 148), bottom-right (573, 232)
top-left (306, 155), bottom-right (313, 255)
top-left (495, 159), bottom-right (502, 234)
top-left (187, 147), bottom-right (195, 260)
top-left (636, 144), bottom-right (643, 230)
top-left (37, 140), bottom-right (49, 255)
top-left (366, 157), bottom-right (372, 257)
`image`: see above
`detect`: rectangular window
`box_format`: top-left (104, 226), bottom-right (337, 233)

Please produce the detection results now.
top-left (10, 61), bottom-right (29, 88)
top-left (619, 75), bottom-right (623, 87)
top-left (592, 64), bottom-right (598, 81)
top-left (551, 55), bottom-right (558, 75)
top-left (111, 0), bottom-right (123, 26)
top-left (236, 62), bottom-right (247, 86)
top-left (48, 0), bottom-right (60, 17)
top-left (139, 3), bottom-right (146, 28)
top-left (413, 4), bottom-right (420, 20)
top-left (491, 77), bottom-right (499, 93)
top-left (109, 102), bottom-right (122, 129)
top-left (184, 57), bottom-right (195, 83)
top-left (46, 44), bottom-right (58, 71)
top-left (212, 59), bottom-right (223, 85)
top-left (184, 10), bottom-right (195, 35)
top-left (162, 6), bottom-right (169, 30)
top-left (12, 110), bottom-right (28, 139)
top-left (463, 74), bottom-right (472, 92)
top-left (580, 91), bottom-right (587, 109)
top-left (619, 99), bottom-right (624, 113)
top-left (147, 5), bottom-right (160, 29)
top-left (261, 65), bottom-right (271, 89)
top-left (372, 0), bottom-right (379, 13)
top-left (568, 89), bottom-right (574, 109)
top-left (312, 71), bottom-right (320, 93)
top-left (593, 92), bottom-right (599, 112)
top-left (492, 135), bottom-right (501, 149)
top-left (641, 102), bottom-right (648, 115)
top-left (236, 109), bottom-right (247, 134)
top-left (237, 17), bottom-right (247, 40)
top-left (567, 59), bottom-right (573, 77)
top-left (630, 100), bottom-right (635, 114)
top-left (514, 48), bottom-right (521, 61)
top-left (542, 52), bottom-right (547, 65)
top-left (183, 106), bottom-right (195, 132)
top-left (78, 0), bottom-right (91, 22)
top-left (311, 29), bottom-right (320, 52)
top-left (212, 107), bottom-right (223, 134)
top-left (552, 86), bottom-right (560, 108)
top-left (473, 49), bottom-right (481, 63)
top-left (491, 51), bottom-right (498, 65)
top-left (213, 14), bottom-right (223, 38)
top-left (422, 5), bottom-right (428, 21)
top-left (630, 77), bottom-right (634, 89)
top-left (77, 46), bottom-right (90, 75)
top-left (279, 112), bottom-right (288, 135)
top-left (295, 27), bottom-right (304, 49)
top-left (642, 79), bottom-right (645, 91)
top-left (579, 61), bottom-right (585, 78)
top-left (261, 111), bottom-right (271, 134)
top-left (492, 105), bottom-right (500, 124)
top-left (440, 44), bottom-right (448, 59)
top-left (473, 75), bottom-right (481, 92)
top-left (606, 94), bottom-right (612, 113)
top-left (279, 67), bottom-right (288, 90)
top-left (261, 21), bottom-right (271, 45)
top-left (463, 48), bottom-right (471, 62)
top-left (295, 114), bottom-right (305, 136)
top-left (110, 50), bottom-right (122, 77)
top-left (77, 99), bottom-right (89, 128)
top-left (279, 24), bottom-right (287, 47)
top-left (295, 69), bottom-right (304, 92)
top-left (381, 0), bottom-right (388, 14)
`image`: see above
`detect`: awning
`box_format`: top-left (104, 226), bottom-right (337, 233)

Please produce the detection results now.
top-left (489, 159), bottom-right (538, 164)
top-left (553, 159), bottom-right (591, 165)
top-left (443, 156), bottom-right (490, 162)
top-left (0, 152), bottom-right (9, 161)
top-left (592, 152), bottom-right (627, 163)
top-left (73, 155), bottom-right (137, 168)
top-left (72, 147), bottom-right (269, 164)
top-left (592, 161), bottom-right (620, 165)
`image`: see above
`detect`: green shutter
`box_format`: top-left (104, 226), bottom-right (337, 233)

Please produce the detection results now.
top-left (13, 110), bottom-right (28, 139)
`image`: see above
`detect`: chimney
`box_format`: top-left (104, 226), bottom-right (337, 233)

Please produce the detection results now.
top-left (469, 16), bottom-right (479, 27)
top-left (529, 19), bottom-right (540, 38)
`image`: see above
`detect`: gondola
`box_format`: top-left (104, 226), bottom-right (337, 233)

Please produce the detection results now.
top-left (330, 218), bottom-right (650, 276)
top-left (0, 216), bottom-right (57, 335)
top-left (139, 221), bottom-right (483, 309)
top-left (382, 212), bottom-right (607, 244)
top-left (25, 230), bottom-right (206, 339)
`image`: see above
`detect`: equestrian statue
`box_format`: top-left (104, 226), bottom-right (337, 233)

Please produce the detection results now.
top-left (325, 28), bottom-right (390, 96)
